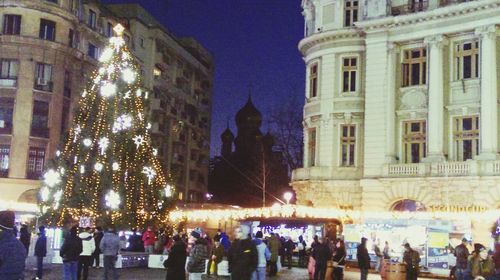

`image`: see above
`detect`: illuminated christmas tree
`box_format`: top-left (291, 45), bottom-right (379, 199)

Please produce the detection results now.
top-left (39, 24), bottom-right (174, 228)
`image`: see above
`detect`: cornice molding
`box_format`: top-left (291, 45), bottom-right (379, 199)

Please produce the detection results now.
top-left (356, 0), bottom-right (500, 32)
top-left (298, 28), bottom-right (365, 55)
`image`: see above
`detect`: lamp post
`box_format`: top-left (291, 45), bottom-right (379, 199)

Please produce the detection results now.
top-left (283, 192), bottom-right (293, 204)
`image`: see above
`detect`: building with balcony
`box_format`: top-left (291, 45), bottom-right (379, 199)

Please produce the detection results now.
top-left (293, 0), bottom-right (500, 247)
top-left (0, 0), bottom-right (213, 209)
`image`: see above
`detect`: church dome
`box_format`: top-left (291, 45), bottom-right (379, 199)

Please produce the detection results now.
top-left (235, 96), bottom-right (262, 128)
top-left (221, 127), bottom-right (234, 141)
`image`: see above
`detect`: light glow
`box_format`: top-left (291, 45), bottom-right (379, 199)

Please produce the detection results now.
top-left (100, 83), bottom-right (117, 98)
top-left (105, 190), bottom-right (121, 209)
top-left (43, 169), bottom-right (61, 188)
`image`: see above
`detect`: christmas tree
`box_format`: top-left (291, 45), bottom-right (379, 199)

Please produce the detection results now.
top-left (39, 24), bottom-right (174, 228)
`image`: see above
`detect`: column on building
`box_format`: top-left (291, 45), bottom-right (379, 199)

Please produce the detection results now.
top-left (423, 35), bottom-right (448, 162)
top-left (385, 43), bottom-right (398, 163)
top-left (475, 25), bottom-right (498, 160)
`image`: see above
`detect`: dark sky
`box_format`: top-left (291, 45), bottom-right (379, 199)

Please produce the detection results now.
top-left (102, 0), bottom-right (306, 156)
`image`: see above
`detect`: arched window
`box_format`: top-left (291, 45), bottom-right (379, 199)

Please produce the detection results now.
top-left (391, 199), bottom-right (426, 212)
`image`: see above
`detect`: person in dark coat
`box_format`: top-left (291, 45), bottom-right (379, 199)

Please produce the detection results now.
top-left (207, 235), bottom-right (225, 276)
top-left (228, 225), bottom-right (258, 280)
top-left (312, 237), bottom-right (331, 280)
top-left (163, 235), bottom-right (187, 280)
top-left (127, 228), bottom-right (143, 252)
top-left (60, 226), bottom-right (83, 280)
top-left (284, 237), bottom-right (296, 269)
top-left (92, 226), bottom-right (103, 267)
top-left (357, 237), bottom-right (370, 280)
top-left (34, 226), bottom-right (48, 280)
top-left (298, 235), bottom-right (307, 267)
top-left (0, 210), bottom-right (27, 280)
top-left (403, 243), bottom-right (420, 280)
top-left (332, 239), bottom-right (346, 280)
top-left (20, 224), bottom-right (30, 254)
top-left (454, 237), bottom-right (470, 280)
top-left (186, 229), bottom-right (209, 280)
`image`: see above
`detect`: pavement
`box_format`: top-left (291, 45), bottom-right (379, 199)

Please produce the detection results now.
top-left (25, 265), bottom-right (438, 280)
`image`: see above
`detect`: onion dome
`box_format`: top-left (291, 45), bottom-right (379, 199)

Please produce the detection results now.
top-left (221, 127), bottom-right (235, 142)
top-left (235, 95), bottom-right (262, 128)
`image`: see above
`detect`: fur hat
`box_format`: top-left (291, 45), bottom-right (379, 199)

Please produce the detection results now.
top-left (0, 210), bottom-right (15, 230)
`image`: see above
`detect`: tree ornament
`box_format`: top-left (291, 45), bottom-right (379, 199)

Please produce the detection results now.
top-left (142, 166), bottom-right (156, 184)
top-left (43, 169), bottom-right (61, 188)
top-left (105, 190), bottom-right (121, 210)
top-left (94, 162), bottom-right (104, 172)
top-left (122, 68), bottom-right (136, 84)
top-left (99, 47), bottom-right (114, 62)
top-left (112, 162), bottom-right (120, 171)
top-left (133, 135), bottom-right (145, 148)
top-left (83, 138), bottom-right (92, 147)
top-left (80, 165), bottom-right (85, 174)
top-left (100, 82), bottom-right (117, 98)
top-left (40, 187), bottom-right (50, 202)
top-left (98, 137), bottom-right (110, 155)
top-left (112, 114), bottom-right (133, 133)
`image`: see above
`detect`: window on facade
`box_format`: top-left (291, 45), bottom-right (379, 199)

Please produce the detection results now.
top-left (0, 97), bottom-right (14, 135)
top-left (308, 128), bottom-right (316, 167)
top-left (403, 120), bottom-right (426, 163)
top-left (455, 40), bottom-right (479, 80)
top-left (34, 63), bottom-right (53, 91)
top-left (0, 59), bottom-right (19, 87)
top-left (61, 100), bottom-right (70, 135)
top-left (106, 22), bottom-right (113, 37)
top-left (410, 0), bottom-right (427, 12)
top-left (0, 145), bottom-right (9, 177)
top-left (139, 37), bottom-right (145, 48)
top-left (31, 101), bottom-right (49, 138)
top-left (45, 0), bottom-right (58, 3)
top-left (340, 124), bottom-right (356, 166)
top-left (64, 70), bottom-right (71, 98)
top-left (309, 63), bottom-right (318, 98)
top-left (153, 66), bottom-right (163, 79)
top-left (88, 9), bottom-right (97, 29)
top-left (402, 48), bottom-right (427, 87)
top-left (39, 19), bottom-right (56, 41)
top-left (342, 57), bottom-right (357, 92)
top-left (88, 43), bottom-right (99, 59)
top-left (27, 147), bottom-right (46, 179)
top-left (454, 116), bottom-right (479, 161)
top-left (3, 15), bottom-right (21, 35)
top-left (344, 0), bottom-right (358, 27)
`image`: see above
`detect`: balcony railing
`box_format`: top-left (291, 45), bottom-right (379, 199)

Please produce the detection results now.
top-left (391, 1), bottom-right (429, 15)
top-left (34, 80), bottom-right (54, 92)
top-left (383, 160), bottom-right (500, 177)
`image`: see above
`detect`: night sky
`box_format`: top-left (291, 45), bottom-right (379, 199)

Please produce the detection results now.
top-left (102, 0), bottom-right (306, 156)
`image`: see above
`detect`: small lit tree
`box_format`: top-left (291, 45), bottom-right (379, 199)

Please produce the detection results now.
top-left (39, 24), bottom-right (174, 229)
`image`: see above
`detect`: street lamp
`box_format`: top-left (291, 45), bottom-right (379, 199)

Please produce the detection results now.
top-left (283, 192), bottom-right (293, 204)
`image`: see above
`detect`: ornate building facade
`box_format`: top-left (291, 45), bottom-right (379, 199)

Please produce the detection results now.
top-left (0, 0), bottom-right (212, 208)
top-left (293, 0), bottom-right (500, 244)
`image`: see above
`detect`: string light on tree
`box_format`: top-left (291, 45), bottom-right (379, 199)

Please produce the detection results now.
top-left (39, 23), bottom-right (173, 229)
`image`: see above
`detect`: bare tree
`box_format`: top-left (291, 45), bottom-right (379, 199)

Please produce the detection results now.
top-left (268, 96), bottom-right (304, 173)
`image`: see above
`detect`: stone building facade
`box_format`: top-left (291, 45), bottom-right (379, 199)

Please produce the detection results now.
top-left (293, 0), bottom-right (500, 244)
top-left (0, 0), bottom-right (213, 207)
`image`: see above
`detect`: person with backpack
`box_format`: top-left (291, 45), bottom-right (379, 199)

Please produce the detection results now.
top-left (252, 231), bottom-right (270, 280)
top-left (60, 226), bottom-right (83, 280)
top-left (403, 243), bottom-right (420, 280)
top-left (78, 227), bottom-right (95, 280)
top-left (298, 235), bottom-right (307, 268)
top-left (332, 239), bottom-right (346, 280)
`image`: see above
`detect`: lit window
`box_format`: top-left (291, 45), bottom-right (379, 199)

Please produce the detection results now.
top-left (2, 14), bottom-right (21, 35)
top-left (344, 0), bottom-right (358, 27)
top-left (0, 97), bottom-right (14, 134)
top-left (0, 60), bottom-right (19, 87)
top-left (342, 57), bottom-right (357, 92)
top-left (308, 128), bottom-right (316, 167)
top-left (403, 120), bottom-right (426, 163)
top-left (402, 47), bottom-right (427, 87)
top-left (455, 40), bottom-right (479, 80)
top-left (27, 147), bottom-right (46, 179)
top-left (0, 145), bottom-right (9, 177)
top-left (454, 116), bottom-right (479, 161)
top-left (153, 67), bottom-right (162, 79)
top-left (340, 124), bottom-right (356, 166)
top-left (410, 0), bottom-right (427, 12)
top-left (34, 63), bottom-right (53, 92)
top-left (309, 63), bottom-right (318, 98)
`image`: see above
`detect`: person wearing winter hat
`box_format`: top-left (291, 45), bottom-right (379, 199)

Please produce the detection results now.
top-left (470, 244), bottom-right (495, 279)
top-left (228, 224), bottom-right (258, 280)
top-left (78, 227), bottom-right (95, 280)
top-left (34, 226), bottom-right (47, 280)
top-left (0, 210), bottom-right (27, 279)
top-left (60, 225), bottom-right (83, 280)
top-left (186, 228), bottom-right (208, 280)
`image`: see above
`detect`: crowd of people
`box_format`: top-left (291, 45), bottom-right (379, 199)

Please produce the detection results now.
top-left (452, 238), bottom-right (500, 280)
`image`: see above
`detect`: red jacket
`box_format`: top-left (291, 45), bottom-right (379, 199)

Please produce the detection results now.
top-left (142, 230), bottom-right (156, 246)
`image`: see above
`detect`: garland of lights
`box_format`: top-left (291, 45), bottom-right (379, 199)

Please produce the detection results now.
top-left (39, 24), bottom-right (174, 228)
